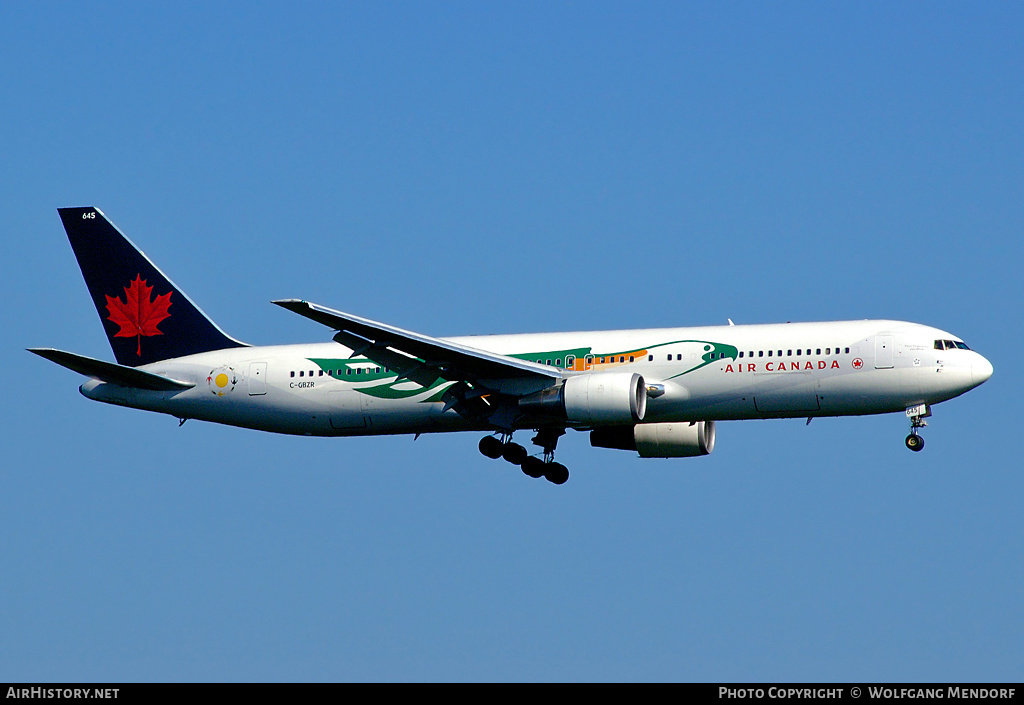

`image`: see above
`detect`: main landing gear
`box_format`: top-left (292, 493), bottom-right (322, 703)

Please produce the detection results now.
top-left (479, 428), bottom-right (569, 485)
top-left (905, 403), bottom-right (931, 452)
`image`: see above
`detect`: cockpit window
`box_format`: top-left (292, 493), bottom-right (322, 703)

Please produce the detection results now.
top-left (936, 339), bottom-right (971, 350)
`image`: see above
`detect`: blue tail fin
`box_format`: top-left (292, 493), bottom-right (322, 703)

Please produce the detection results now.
top-left (58, 207), bottom-right (247, 366)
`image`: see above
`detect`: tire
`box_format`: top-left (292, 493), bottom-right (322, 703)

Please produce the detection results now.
top-left (479, 435), bottom-right (504, 459)
top-left (502, 442), bottom-right (528, 465)
top-left (905, 434), bottom-right (925, 452)
top-left (544, 462), bottom-right (569, 485)
top-left (521, 456), bottom-right (546, 478)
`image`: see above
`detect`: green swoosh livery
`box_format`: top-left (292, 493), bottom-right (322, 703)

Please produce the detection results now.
top-left (309, 338), bottom-right (736, 401)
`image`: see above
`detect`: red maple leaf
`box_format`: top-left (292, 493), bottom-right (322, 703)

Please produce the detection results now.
top-left (105, 275), bottom-right (172, 357)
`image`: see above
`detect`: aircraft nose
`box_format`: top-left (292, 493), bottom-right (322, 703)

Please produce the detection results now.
top-left (973, 354), bottom-right (994, 386)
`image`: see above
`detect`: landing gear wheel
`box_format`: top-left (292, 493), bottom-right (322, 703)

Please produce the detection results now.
top-left (905, 434), bottom-right (925, 452)
top-left (521, 456), bottom-right (546, 478)
top-left (544, 462), bottom-right (569, 485)
top-left (479, 435), bottom-right (504, 459)
top-left (502, 442), bottom-right (528, 465)
top-left (905, 404), bottom-right (931, 453)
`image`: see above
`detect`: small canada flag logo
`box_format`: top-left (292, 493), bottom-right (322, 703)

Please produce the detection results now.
top-left (105, 274), bottom-right (172, 356)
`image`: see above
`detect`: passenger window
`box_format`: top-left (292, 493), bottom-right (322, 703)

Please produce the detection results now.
top-left (768, 350), bottom-right (773, 357)
top-left (758, 351), bottom-right (764, 358)
top-left (290, 371), bottom-right (295, 378)
top-left (826, 348), bottom-right (830, 355)
top-left (299, 371), bottom-right (304, 377)
top-left (739, 351), bottom-right (744, 358)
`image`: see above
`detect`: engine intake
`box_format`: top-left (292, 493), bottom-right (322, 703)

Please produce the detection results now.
top-left (590, 421), bottom-right (716, 458)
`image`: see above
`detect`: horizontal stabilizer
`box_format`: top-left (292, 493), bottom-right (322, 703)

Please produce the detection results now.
top-left (28, 348), bottom-right (195, 391)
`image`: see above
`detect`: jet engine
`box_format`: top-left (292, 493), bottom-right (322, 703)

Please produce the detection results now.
top-left (518, 372), bottom-right (647, 424)
top-left (590, 421), bottom-right (716, 458)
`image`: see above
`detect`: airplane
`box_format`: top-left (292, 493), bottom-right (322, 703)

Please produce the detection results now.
top-left (30, 207), bottom-right (993, 484)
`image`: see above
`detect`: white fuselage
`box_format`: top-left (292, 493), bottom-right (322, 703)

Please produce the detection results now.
top-left (80, 319), bottom-right (992, 437)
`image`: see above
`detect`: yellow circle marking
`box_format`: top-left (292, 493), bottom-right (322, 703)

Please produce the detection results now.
top-left (216, 373), bottom-right (229, 388)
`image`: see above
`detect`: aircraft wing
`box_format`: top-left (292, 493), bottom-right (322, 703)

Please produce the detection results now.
top-left (28, 348), bottom-right (195, 391)
top-left (272, 299), bottom-right (561, 390)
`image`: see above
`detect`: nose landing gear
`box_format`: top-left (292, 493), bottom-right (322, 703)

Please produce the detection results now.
top-left (905, 404), bottom-right (931, 452)
top-left (478, 428), bottom-right (569, 484)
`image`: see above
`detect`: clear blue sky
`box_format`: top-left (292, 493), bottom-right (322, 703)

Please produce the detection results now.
top-left (2, 2), bottom-right (1021, 682)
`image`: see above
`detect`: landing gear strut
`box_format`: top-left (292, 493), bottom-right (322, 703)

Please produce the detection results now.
top-left (478, 428), bottom-right (569, 484)
top-left (905, 403), bottom-right (931, 452)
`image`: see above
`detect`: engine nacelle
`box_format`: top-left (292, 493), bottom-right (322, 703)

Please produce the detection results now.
top-left (590, 421), bottom-right (716, 458)
top-left (564, 372), bottom-right (647, 424)
top-left (518, 372), bottom-right (647, 424)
